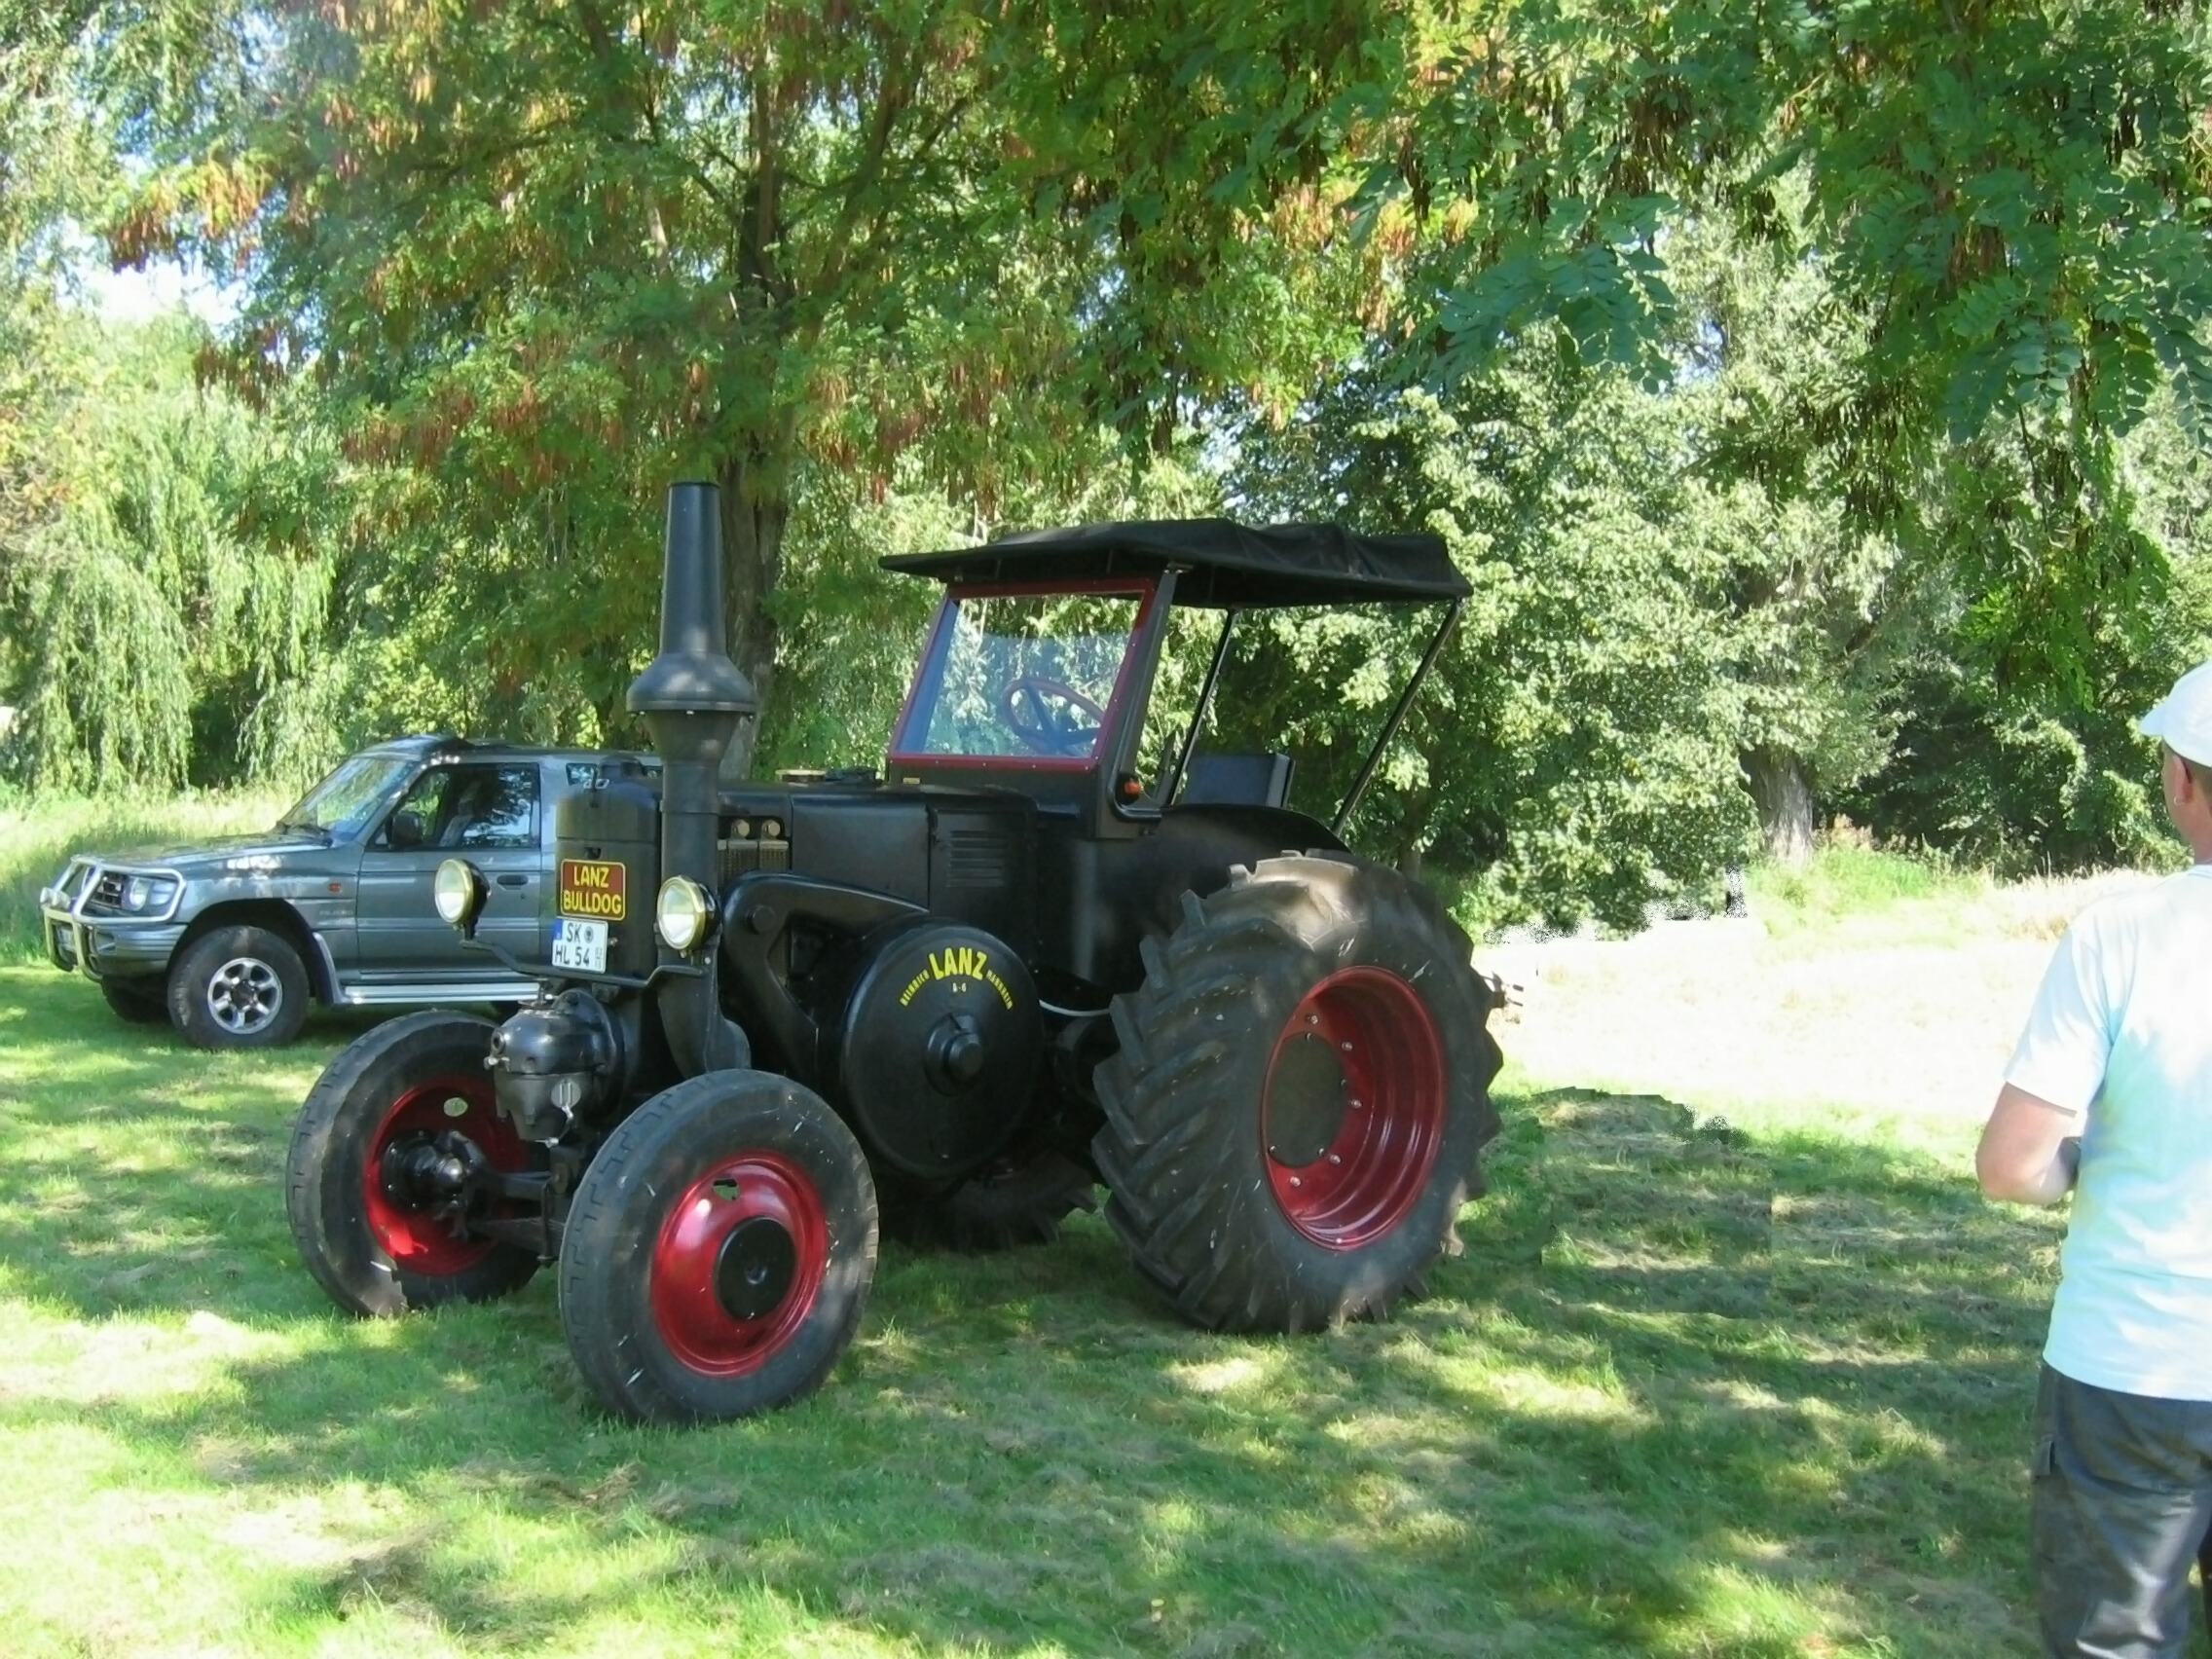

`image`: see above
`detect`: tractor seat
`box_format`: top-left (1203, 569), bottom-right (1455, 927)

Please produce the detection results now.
top-left (1179, 752), bottom-right (1294, 809)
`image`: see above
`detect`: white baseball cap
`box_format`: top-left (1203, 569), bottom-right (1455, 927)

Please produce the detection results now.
top-left (2140, 659), bottom-right (2212, 767)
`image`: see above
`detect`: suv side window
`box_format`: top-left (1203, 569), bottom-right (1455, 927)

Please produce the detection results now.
top-left (446, 764), bottom-right (538, 848)
top-left (378, 764), bottom-right (539, 851)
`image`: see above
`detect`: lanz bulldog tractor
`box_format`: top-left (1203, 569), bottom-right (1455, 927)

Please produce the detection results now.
top-left (287, 482), bottom-right (1503, 1422)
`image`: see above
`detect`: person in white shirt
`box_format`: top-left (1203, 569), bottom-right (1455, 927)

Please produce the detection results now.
top-left (1979, 657), bottom-right (2212, 1659)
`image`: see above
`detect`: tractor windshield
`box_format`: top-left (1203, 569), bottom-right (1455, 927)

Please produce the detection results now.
top-left (896, 591), bottom-right (1141, 762)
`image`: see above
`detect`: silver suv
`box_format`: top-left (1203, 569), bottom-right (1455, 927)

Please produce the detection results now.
top-left (40, 735), bottom-right (651, 1050)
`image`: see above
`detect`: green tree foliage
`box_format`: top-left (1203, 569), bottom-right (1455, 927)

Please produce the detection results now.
top-left (120, 0), bottom-right (1388, 772)
top-left (1662, 212), bottom-right (1926, 865)
top-left (1227, 363), bottom-right (1755, 932)
top-left (1374, 0), bottom-right (2212, 446)
top-left (1842, 396), bottom-right (2212, 871)
top-left (2, 1), bottom-right (108, 638)
top-left (0, 318), bottom-right (341, 793)
top-left (1361, 3), bottom-right (2212, 798)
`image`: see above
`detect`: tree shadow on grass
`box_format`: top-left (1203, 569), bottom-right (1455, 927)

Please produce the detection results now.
top-left (1, 1063), bottom-right (2070, 1658)
top-left (0, 968), bottom-right (429, 1323)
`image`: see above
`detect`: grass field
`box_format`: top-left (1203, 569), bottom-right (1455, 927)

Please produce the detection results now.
top-left (0, 806), bottom-right (2131, 1657)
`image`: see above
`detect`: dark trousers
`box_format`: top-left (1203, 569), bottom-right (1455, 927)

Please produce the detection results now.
top-left (2034, 1364), bottom-right (2212, 1658)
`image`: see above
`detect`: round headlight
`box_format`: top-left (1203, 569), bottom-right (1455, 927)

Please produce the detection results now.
top-left (432, 859), bottom-right (485, 928)
top-left (655, 876), bottom-right (715, 953)
top-left (124, 875), bottom-right (154, 911)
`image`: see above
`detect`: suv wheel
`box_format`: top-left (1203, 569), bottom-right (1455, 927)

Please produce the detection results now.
top-left (168, 924), bottom-right (311, 1050)
top-left (99, 977), bottom-right (168, 1025)
top-left (1091, 854), bottom-right (1502, 1332)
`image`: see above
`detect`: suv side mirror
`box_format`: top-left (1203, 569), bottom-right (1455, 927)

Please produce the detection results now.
top-left (387, 809), bottom-right (425, 850)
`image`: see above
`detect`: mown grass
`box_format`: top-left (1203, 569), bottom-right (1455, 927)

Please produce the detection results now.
top-left (1, 977), bottom-right (2068, 1656)
top-left (0, 799), bottom-right (2089, 1655)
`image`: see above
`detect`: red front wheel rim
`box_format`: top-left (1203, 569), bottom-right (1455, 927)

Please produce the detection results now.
top-left (361, 1073), bottom-right (531, 1276)
top-left (650, 1153), bottom-right (830, 1377)
top-left (1262, 967), bottom-right (1448, 1248)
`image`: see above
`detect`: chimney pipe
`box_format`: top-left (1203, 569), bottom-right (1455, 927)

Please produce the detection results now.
top-left (627, 482), bottom-right (757, 1075)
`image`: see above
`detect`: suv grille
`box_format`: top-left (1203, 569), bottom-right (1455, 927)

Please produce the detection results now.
top-left (83, 870), bottom-right (129, 915)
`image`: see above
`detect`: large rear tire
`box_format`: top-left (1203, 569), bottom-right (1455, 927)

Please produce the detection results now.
top-left (1091, 854), bottom-right (1501, 1332)
top-left (558, 1070), bottom-right (878, 1423)
top-left (287, 1010), bottom-right (542, 1315)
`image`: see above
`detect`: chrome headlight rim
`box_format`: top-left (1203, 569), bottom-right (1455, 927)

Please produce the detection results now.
top-left (654, 875), bottom-right (715, 953)
top-left (121, 873), bottom-right (179, 913)
top-left (432, 858), bottom-right (488, 930)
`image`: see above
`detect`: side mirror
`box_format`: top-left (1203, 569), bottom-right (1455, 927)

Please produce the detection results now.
top-left (387, 809), bottom-right (426, 849)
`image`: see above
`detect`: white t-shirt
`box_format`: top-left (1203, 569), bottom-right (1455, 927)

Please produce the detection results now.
top-left (2004, 866), bottom-right (2212, 1399)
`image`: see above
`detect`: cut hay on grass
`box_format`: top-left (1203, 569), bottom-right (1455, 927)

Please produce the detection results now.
top-left (0, 842), bottom-right (2141, 1657)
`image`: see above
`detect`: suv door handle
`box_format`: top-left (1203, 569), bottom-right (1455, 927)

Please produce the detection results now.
top-left (496, 873), bottom-right (529, 887)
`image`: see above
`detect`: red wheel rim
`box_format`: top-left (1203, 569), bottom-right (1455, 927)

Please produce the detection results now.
top-left (361, 1073), bottom-right (532, 1276)
top-left (650, 1152), bottom-right (830, 1378)
top-left (1262, 967), bottom-right (1447, 1248)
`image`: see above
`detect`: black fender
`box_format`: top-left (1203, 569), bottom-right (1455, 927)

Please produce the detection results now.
top-left (1045, 804), bottom-right (1347, 994)
top-left (718, 871), bottom-right (927, 1080)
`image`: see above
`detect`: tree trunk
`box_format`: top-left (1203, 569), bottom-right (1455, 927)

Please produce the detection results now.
top-left (716, 455), bottom-right (789, 784)
top-left (1745, 746), bottom-right (1817, 868)
top-left (1394, 788), bottom-right (1434, 879)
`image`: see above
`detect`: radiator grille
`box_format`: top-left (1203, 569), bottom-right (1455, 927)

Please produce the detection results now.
top-left (719, 838), bottom-right (791, 885)
top-left (945, 828), bottom-right (1009, 889)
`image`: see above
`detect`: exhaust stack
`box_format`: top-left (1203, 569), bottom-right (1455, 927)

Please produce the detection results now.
top-left (627, 482), bottom-right (757, 1073)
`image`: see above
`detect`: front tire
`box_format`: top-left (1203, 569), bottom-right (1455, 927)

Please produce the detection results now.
top-left (287, 1011), bottom-right (541, 1316)
top-left (100, 977), bottom-right (168, 1024)
top-left (169, 923), bottom-right (310, 1049)
top-left (1091, 855), bottom-right (1501, 1332)
top-left (559, 1070), bottom-right (878, 1424)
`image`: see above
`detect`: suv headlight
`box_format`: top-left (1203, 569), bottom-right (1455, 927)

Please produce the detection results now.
top-left (123, 875), bottom-right (178, 913)
top-left (655, 876), bottom-right (715, 953)
top-left (433, 859), bottom-right (488, 932)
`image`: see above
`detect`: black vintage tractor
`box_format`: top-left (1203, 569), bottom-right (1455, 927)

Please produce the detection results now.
top-left (287, 482), bottom-right (1502, 1422)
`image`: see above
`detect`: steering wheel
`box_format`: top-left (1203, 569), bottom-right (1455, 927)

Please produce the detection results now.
top-left (1000, 675), bottom-right (1107, 756)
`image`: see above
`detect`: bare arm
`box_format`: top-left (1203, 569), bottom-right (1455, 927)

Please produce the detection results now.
top-left (1976, 1084), bottom-right (2083, 1205)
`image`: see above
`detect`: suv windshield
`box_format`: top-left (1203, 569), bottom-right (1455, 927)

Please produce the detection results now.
top-left (279, 754), bottom-right (417, 838)
top-left (898, 592), bottom-right (1139, 760)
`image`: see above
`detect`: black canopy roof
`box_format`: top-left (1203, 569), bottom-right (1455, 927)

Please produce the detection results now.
top-left (881, 517), bottom-right (1467, 608)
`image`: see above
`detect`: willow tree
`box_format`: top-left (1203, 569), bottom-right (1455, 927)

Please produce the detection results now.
top-left (120, 0), bottom-right (1382, 768)
top-left (0, 316), bottom-right (342, 793)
